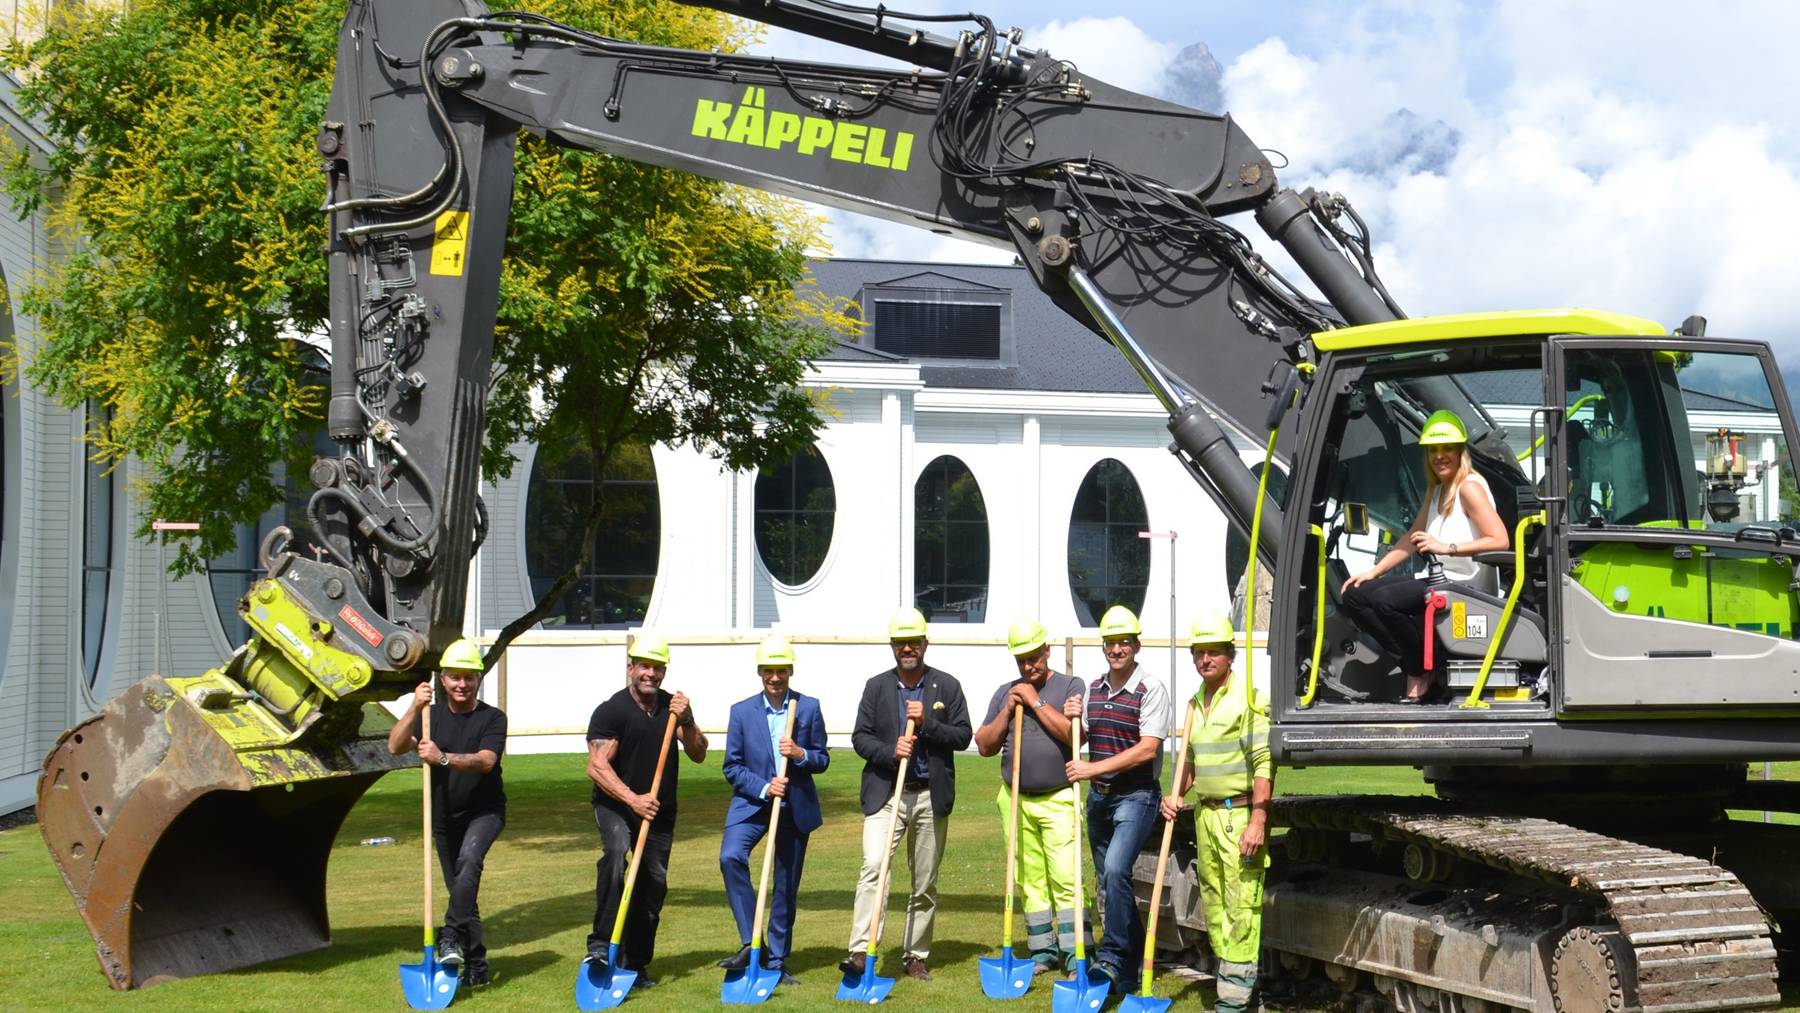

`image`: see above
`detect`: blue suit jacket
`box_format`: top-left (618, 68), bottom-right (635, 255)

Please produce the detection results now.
top-left (722, 691), bottom-right (829, 834)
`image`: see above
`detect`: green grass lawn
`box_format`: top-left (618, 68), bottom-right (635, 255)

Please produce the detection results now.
top-left (2, 754), bottom-right (1794, 1011)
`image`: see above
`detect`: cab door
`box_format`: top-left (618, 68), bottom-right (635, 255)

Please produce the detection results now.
top-left (1549, 337), bottom-right (1800, 710)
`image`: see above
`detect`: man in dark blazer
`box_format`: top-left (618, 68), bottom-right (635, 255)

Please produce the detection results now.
top-left (717, 634), bottom-right (830, 985)
top-left (838, 608), bottom-right (972, 982)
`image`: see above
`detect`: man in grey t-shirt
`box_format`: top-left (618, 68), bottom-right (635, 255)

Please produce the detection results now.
top-left (973, 619), bottom-right (1088, 974)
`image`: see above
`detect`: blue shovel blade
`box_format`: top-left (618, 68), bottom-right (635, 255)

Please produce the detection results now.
top-left (1119, 991), bottom-right (1173, 1013)
top-left (1051, 960), bottom-right (1111, 1013)
top-left (576, 949), bottom-right (639, 1010)
top-left (721, 947), bottom-right (783, 1005)
top-left (978, 946), bottom-right (1034, 999)
top-left (400, 945), bottom-right (460, 1010)
top-left (834, 957), bottom-right (896, 1004)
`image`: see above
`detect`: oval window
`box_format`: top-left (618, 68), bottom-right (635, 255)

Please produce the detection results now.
top-left (914, 455), bottom-right (988, 622)
top-left (1067, 458), bottom-right (1150, 626)
top-left (526, 442), bottom-right (661, 628)
top-left (755, 445), bottom-right (836, 586)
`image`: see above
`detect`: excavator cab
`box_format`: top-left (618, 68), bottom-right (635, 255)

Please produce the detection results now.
top-left (1279, 311), bottom-right (1800, 718)
top-left (1286, 327), bottom-right (1551, 709)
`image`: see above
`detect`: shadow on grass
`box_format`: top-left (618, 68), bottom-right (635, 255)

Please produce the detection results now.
top-left (247, 890), bottom-right (595, 976)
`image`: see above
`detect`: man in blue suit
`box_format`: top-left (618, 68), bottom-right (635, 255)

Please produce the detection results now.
top-left (717, 634), bottom-right (830, 985)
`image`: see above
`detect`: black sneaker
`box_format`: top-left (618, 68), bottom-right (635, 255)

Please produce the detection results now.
top-left (461, 964), bottom-right (491, 987)
top-left (635, 974), bottom-right (657, 989)
top-left (436, 934), bottom-right (464, 968)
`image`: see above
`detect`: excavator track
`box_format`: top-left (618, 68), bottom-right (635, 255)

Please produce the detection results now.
top-left (1275, 796), bottom-right (1782, 1013)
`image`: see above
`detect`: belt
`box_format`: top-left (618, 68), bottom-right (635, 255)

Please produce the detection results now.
top-left (903, 779), bottom-right (930, 791)
top-left (1200, 793), bottom-right (1252, 810)
top-left (1089, 779), bottom-right (1153, 797)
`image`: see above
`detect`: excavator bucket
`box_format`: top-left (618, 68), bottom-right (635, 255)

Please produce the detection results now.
top-left (37, 672), bottom-right (411, 989)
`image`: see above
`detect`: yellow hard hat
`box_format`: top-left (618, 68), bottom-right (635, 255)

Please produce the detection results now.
top-left (887, 607), bottom-right (928, 640)
top-left (628, 631), bottom-right (670, 665)
top-left (756, 634), bottom-right (797, 668)
top-left (438, 638), bottom-right (485, 672)
top-left (1418, 409), bottom-right (1469, 446)
top-left (1098, 605), bottom-right (1142, 639)
top-left (1187, 611), bottom-right (1236, 648)
top-left (1007, 618), bottom-right (1048, 657)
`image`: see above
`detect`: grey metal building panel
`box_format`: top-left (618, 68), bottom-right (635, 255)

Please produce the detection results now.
top-left (479, 441), bottom-right (535, 632)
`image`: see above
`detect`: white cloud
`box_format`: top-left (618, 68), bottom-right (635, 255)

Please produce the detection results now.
top-left (1216, 2), bottom-right (1800, 358)
top-left (1026, 17), bottom-right (1176, 96)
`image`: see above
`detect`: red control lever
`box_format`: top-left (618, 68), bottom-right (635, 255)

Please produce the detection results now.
top-left (1422, 589), bottom-right (1449, 670)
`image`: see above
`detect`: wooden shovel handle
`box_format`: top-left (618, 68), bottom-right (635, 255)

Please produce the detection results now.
top-left (866, 717), bottom-right (917, 950)
top-left (611, 711), bottom-right (680, 945)
top-left (421, 678), bottom-right (434, 948)
top-left (1140, 700), bottom-right (1198, 988)
top-left (749, 700), bottom-right (798, 949)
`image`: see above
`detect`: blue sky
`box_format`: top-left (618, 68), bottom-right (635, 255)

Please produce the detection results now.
top-left (745, 1), bottom-right (1800, 364)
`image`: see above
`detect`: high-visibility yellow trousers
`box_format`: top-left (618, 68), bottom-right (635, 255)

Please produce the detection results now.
top-left (1194, 801), bottom-right (1267, 1011)
top-left (997, 785), bottom-right (1086, 967)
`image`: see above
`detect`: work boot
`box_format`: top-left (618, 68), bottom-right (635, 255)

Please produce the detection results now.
top-left (717, 944), bottom-right (752, 970)
top-left (903, 956), bottom-right (931, 981)
top-left (436, 932), bottom-right (464, 968)
top-left (838, 953), bottom-right (866, 976)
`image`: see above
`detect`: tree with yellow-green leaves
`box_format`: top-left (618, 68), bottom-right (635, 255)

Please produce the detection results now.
top-left (2, 0), bottom-right (855, 658)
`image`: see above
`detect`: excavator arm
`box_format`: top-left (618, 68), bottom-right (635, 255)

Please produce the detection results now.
top-left (41, 0), bottom-right (1418, 988)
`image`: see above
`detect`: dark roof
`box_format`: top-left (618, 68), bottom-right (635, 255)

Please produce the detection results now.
top-left (803, 258), bottom-right (1151, 395)
top-left (819, 338), bottom-right (906, 363)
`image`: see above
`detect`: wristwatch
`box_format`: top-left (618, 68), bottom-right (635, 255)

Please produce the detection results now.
top-left (438, 753), bottom-right (450, 767)
top-left (1032, 699), bottom-right (1047, 709)
top-left (1449, 542), bottom-right (1459, 556)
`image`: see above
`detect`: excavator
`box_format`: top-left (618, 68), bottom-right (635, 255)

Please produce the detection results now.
top-left (34, 0), bottom-right (1800, 1008)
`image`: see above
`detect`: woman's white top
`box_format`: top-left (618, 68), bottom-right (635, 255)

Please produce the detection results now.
top-left (1422, 472), bottom-right (1495, 581)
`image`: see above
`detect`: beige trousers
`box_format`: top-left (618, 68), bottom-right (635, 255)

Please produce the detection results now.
top-left (846, 785), bottom-right (947, 960)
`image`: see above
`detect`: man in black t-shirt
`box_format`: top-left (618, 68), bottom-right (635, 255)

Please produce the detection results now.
top-left (387, 638), bottom-right (507, 987)
top-left (583, 632), bottom-right (709, 985)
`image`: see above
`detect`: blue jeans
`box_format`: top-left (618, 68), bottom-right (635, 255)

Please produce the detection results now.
top-left (1086, 786), bottom-right (1158, 976)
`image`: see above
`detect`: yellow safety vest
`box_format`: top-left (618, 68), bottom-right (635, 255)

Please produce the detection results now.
top-left (1187, 676), bottom-right (1271, 800)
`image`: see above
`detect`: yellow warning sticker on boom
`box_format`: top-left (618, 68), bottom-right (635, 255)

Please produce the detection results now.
top-left (430, 210), bottom-right (470, 276)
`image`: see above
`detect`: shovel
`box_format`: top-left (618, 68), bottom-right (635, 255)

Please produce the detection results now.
top-left (978, 704), bottom-right (1032, 999)
top-left (722, 699), bottom-right (797, 1005)
top-left (1119, 701), bottom-right (1197, 1013)
top-left (1052, 715), bottom-right (1111, 1013)
top-left (401, 678), bottom-right (460, 1009)
top-left (837, 717), bottom-right (917, 1004)
top-left (578, 711), bottom-right (680, 1009)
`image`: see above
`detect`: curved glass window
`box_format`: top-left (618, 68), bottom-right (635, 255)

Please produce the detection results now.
top-left (1067, 458), bottom-right (1150, 625)
top-left (755, 445), bottom-right (836, 585)
top-left (208, 424), bottom-right (337, 650)
top-left (914, 455), bottom-right (988, 622)
top-left (525, 442), bottom-right (660, 628)
top-left (81, 403), bottom-right (114, 688)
